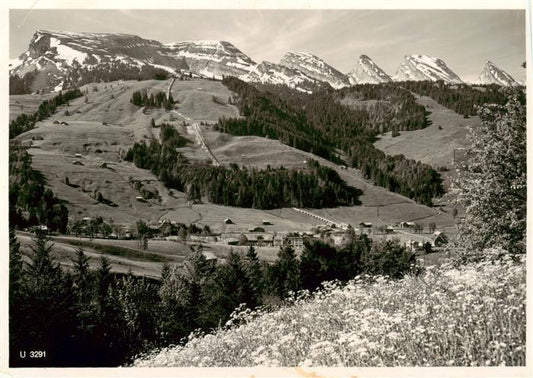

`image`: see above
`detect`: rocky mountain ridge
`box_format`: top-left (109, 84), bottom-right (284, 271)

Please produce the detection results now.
top-left (10, 30), bottom-right (520, 93)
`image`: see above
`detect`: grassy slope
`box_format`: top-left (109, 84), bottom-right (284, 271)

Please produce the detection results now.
top-left (373, 95), bottom-right (479, 185)
top-left (9, 93), bottom-right (57, 121)
top-left (12, 79), bottom-right (462, 275)
top-left (133, 257), bottom-right (526, 367)
top-left (13, 79), bottom-right (455, 230)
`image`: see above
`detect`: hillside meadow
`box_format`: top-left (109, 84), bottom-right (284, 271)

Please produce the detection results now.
top-left (134, 254), bottom-right (526, 367)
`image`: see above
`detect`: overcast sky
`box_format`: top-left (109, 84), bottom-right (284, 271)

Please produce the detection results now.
top-left (10, 9), bottom-right (526, 82)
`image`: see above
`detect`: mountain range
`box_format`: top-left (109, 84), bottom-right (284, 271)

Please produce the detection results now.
top-left (9, 30), bottom-right (520, 93)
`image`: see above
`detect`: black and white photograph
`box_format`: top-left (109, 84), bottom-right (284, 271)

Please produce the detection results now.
top-left (2, 1), bottom-right (529, 376)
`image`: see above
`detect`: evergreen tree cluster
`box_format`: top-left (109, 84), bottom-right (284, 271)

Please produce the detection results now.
top-left (9, 88), bottom-right (83, 138)
top-left (9, 230), bottom-right (419, 366)
top-left (219, 77), bottom-right (444, 206)
top-left (337, 83), bottom-right (430, 133)
top-left (66, 61), bottom-right (171, 88)
top-left (130, 90), bottom-right (174, 109)
top-left (398, 80), bottom-right (512, 117)
top-left (216, 81), bottom-right (337, 162)
top-left (125, 129), bottom-right (362, 209)
top-left (9, 143), bottom-right (69, 232)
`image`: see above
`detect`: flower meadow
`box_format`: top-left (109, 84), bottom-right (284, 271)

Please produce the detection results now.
top-left (133, 255), bottom-right (526, 367)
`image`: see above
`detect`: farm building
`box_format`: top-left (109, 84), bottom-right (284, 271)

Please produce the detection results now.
top-left (284, 235), bottom-right (304, 252)
top-left (399, 221), bottom-right (416, 229)
top-left (432, 231), bottom-right (449, 247)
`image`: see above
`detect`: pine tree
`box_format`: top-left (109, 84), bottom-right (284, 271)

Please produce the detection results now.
top-left (27, 231), bottom-right (61, 283)
top-left (71, 247), bottom-right (98, 356)
top-left (157, 263), bottom-right (189, 344)
top-left (19, 231), bottom-right (77, 366)
top-left (9, 227), bottom-right (24, 296)
top-left (245, 245), bottom-right (264, 301)
top-left (208, 252), bottom-right (255, 324)
top-left (9, 228), bottom-right (26, 366)
top-left (299, 240), bottom-right (337, 291)
top-left (268, 245), bottom-right (301, 298)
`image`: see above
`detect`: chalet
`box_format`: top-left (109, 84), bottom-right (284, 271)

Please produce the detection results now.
top-left (60, 121), bottom-right (69, 125)
top-left (398, 221), bottom-right (416, 229)
top-left (284, 235), bottom-right (304, 251)
top-left (136, 196), bottom-right (144, 201)
top-left (262, 219), bottom-right (272, 225)
top-left (359, 222), bottom-right (372, 228)
top-left (75, 153), bottom-right (82, 158)
top-left (72, 160), bottom-right (83, 165)
top-left (224, 218), bottom-right (233, 224)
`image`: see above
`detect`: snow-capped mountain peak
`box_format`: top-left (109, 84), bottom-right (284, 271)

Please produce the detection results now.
top-left (164, 40), bottom-right (256, 80)
top-left (347, 55), bottom-right (391, 84)
top-left (477, 60), bottom-right (518, 86)
top-left (279, 51), bottom-right (349, 89)
top-left (242, 60), bottom-right (325, 93)
top-left (394, 54), bottom-right (463, 84)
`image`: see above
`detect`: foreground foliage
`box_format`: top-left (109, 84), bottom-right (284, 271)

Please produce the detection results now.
top-left (134, 255), bottom-right (526, 367)
top-left (453, 92), bottom-right (526, 259)
top-left (9, 231), bottom-right (415, 366)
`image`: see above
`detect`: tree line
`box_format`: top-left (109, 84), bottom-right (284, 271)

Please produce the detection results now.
top-left (220, 77), bottom-right (444, 206)
top-left (9, 88), bottom-right (83, 138)
top-left (125, 124), bottom-right (362, 209)
top-left (10, 229), bottom-right (419, 367)
top-left (9, 143), bottom-right (69, 233)
top-left (398, 80), bottom-right (512, 117)
top-left (130, 90), bottom-right (174, 109)
top-left (336, 82), bottom-right (430, 134)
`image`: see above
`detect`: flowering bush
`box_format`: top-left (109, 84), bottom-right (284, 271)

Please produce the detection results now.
top-left (133, 256), bottom-right (525, 367)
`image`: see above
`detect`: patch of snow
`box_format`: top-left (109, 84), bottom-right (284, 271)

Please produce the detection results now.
top-left (49, 37), bottom-right (88, 65)
top-left (9, 57), bottom-right (23, 70)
